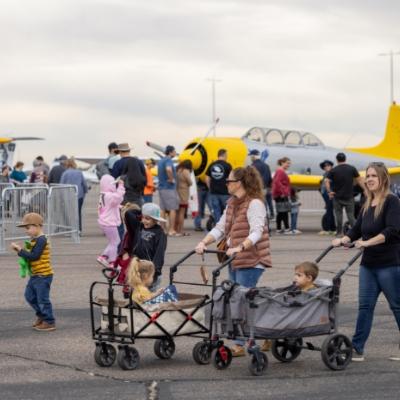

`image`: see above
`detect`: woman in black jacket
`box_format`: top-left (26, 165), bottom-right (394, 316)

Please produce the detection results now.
top-left (333, 162), bottom-right (400, 362)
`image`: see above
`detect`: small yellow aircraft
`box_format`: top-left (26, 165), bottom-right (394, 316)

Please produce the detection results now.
top-left (171, 103), bottom-right (400, 190)
top-left (0, 137), bottom-right (43, 168)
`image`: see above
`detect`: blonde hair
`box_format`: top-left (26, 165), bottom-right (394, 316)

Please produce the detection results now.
top-left (295, 261), bottom-right (319, 281)
top-left (363, 162), bottom-right (391, 219)
top-left (127, 257), bottom-right (154, 288)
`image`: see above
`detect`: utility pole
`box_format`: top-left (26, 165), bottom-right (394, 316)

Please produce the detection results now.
top-left (379, 50), bottom-right (400, 104)
top-left (207, 77), bottom-right (221, 136)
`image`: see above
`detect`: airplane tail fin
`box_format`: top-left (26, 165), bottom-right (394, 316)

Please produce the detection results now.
top-left (346, 104), bottom-right (400, 160)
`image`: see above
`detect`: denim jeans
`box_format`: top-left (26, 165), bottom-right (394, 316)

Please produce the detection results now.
top-left (229, 266), bottom-right (264, 346)
top-left (265, 191), bottom-right (274, 218)
top-left (209, 194), bottom-right (230, 222)
top-left (290, 212), bottom-right (298, 231)
top-left (24, 275), bottom-right (55, 324)
top-left (333, 198), bottom-right (355, 235)
top-left (194, 189), bottom-right (212, 229)
top-left (78, 197), bottom-right (84, 232)
top-left (352, 265), bottom-right (400, 354)
top-left (321, 191), bottom-right (336, 231)
top-left (229, 267), bottom-right (264, 287)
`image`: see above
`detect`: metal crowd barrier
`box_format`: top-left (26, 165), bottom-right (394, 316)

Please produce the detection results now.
top-left (0, 184), bottom-right (79, 253)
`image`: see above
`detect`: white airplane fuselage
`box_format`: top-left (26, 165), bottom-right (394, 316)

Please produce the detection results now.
top-left (242, 139), bottom-right (400, 174)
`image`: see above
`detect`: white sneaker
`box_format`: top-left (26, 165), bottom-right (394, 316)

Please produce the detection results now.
top-left (97, 256), bottom-right (110, 268)
top-left (389, 345), bottom-right (400, 361)
top-left (318, 230), bottom-right (329, 236)
top-left (293, 229), bottom-right (302, 234)
top-left (352, 349), bottom-right (365, 362)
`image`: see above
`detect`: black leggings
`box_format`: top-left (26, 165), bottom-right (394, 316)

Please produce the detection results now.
top-left (276, 211), bottom-right (289, 230)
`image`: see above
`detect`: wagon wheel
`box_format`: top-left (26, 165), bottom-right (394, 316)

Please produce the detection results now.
top-left (192, 341), bottom-right (212, 365)
top-left (271, 338), bottom-right (303, 362)
top-left (212, 345), bottom-right (232, 370)
top-left (117, 346), bottom-right (140, 370)
top-left (94, 343), bottom-right (116, 367)
top-left (248, 352), bottom-right (268, 376)
top-left (321, 333), bottom-right (352, 370)
top-left (154, 338), bottom-right (175, 360)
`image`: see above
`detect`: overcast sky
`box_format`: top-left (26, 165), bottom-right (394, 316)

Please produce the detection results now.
top-left (1, 0), bottom-right (400, 166)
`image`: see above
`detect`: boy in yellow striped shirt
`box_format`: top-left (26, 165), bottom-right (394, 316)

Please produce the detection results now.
top-left (11, 213), bottom-right (56, 331)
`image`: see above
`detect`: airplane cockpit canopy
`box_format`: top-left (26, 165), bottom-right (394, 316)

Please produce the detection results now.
top-left (243, 127), bottom-right (324, 147)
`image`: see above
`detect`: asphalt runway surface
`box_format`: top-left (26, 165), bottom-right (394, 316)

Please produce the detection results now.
top-left (1, 190), bottom-right (399, 399)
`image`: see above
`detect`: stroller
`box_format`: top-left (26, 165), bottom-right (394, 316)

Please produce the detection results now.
top-left (89, 250), bottom-right (233, 370)
top-left (208, 245), bottom-right (363, 376)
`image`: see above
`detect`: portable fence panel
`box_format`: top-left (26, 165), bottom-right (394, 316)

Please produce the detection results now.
top-left (48, 185), bottom-right (79, 243)
top-left (0, 185), bottom-right (79, 253)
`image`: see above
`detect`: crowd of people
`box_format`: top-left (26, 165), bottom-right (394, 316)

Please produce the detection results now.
top-left (5, 142), bottom-right (400, 363)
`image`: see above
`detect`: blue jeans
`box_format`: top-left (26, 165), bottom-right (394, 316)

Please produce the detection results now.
top-left (321, 191), bottom-right (336, 231)
top-left (210, 194), bottom-right (230, 222)
top-left (265, 191), bottom-right (274, 218)
top-left (194, 189), bottom-right (211, 229)
top-left (24, 275), bottom-right (55, 324)
top-left (229, 266), bottom-right (264, 287)
top-left (290, 212), bottom-right (298, 231)
top-left (229, 266), bottom-right (264, 346)
top-left (352, 265), bottom-right (400, 354)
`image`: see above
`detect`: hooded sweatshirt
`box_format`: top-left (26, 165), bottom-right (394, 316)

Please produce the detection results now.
top-left (98, 174), bottom-right (125, 227)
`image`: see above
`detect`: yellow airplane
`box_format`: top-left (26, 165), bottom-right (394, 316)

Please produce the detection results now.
top-left (0, 137), bottom-right (43, 167)
top-left (174, 103), bottom-right (400, 190)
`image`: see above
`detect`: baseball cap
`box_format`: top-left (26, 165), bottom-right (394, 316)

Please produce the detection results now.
top-left (248, 149), bottom-right (260, 156)
top-left (142, 203), bottom-right (167, 223)
top-left (319, 160), bottom-right (334, 170)
top-left (165, 145), bottom-right (175, 155)
top-left (17, 213), bottom-right (44, 227)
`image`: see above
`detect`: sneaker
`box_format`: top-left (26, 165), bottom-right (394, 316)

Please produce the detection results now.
top-left (276, 229), bottom-right (284, 234)
top-left (352, 349), bottom-right (365, 362)
top-left (260, 339), bottom-right (272, 352)
top-left (318, 230), bottom-right (329, 236)
top-left (32, 317), bottom-right (43, 328)
top-left (97, 256), bottom-right (110, 268)
top-left (293, 229), bottom-right (302, 234)
top-left (34, 321), bottom-right (56, 332)
top-left (231, 345), bottom-right (246, 357)
top-left (389, 345), bottom-right (400, 361)
top-left (194, 227), bottom-right (204, 232)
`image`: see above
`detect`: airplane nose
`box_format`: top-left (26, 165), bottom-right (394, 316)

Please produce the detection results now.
top-left (179, 146), bottom-right (204, 171)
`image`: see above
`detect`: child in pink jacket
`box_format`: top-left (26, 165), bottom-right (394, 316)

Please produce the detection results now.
top-left (97, 175), bottom-right (125, 267)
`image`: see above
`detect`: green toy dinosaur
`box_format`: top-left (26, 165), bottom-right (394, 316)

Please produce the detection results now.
top-left (18, 240), bottom-right (32, 278)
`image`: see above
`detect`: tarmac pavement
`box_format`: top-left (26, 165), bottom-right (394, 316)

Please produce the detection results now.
top-left (1, 189), bottom-right (399, 400)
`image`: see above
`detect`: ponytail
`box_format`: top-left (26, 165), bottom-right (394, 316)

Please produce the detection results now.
top-left (127, 257), bottom-right (155, 290)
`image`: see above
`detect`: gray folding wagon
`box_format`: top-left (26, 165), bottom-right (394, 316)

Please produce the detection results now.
top-left (209, 245), bottom-right (363, 376)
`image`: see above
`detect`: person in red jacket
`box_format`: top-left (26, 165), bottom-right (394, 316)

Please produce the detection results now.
top-left (272, 157), bottom-right (291, 233)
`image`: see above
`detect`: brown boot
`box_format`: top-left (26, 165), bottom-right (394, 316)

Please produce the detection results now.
top-left (231, 345), bottom-right (246, 357)
top-left (32, 318), bottom-right (43, 328)
top-left (261, 339), bottom-right (272, 352)
top-left (34, 321), bottom-right (56, 332)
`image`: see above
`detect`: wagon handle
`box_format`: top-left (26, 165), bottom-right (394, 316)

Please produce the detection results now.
top-left (314, 242), bottom-right (355, 263)
top-left (169, 249), bottom-right (226, 285)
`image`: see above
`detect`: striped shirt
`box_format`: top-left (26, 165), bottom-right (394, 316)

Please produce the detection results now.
top-left (18, 235), bottom-right (53, 276)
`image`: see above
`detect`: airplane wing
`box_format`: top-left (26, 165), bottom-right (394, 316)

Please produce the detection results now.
top-left (289, 166), bottom-right (400, 191)
top-left (289, 174), bottom-right (322, 190)
top-left (74, 157), bottom-right (103, 165)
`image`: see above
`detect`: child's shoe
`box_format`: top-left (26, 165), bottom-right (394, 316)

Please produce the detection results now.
top-left (261, 339), bottom-right (272, 352)
top-left (34, 321), bottom-right (56, 332)
top-left (97, 255), bottom-right (110, 268)
top-left (231, 345), bottom-right (246, 357)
